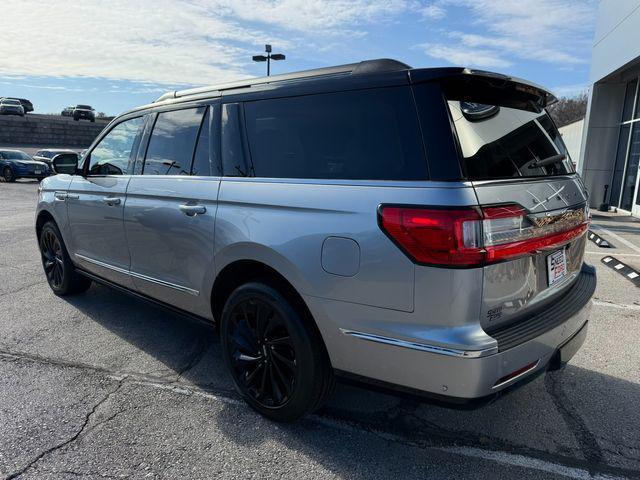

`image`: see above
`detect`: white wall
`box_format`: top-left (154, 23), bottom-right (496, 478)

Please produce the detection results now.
top-left (559, 119), bottom-right (584, 169)
top-left (590, 0), bottom-right (640, 82)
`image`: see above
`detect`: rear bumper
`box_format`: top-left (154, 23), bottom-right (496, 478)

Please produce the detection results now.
top-left (309, 264), bottom-right (595, 401)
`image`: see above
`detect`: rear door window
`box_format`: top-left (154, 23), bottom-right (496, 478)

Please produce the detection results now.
top-left (242, 87), bottom-right (427, 180)
top-left (143, 107), bottom-right (205, 176)
top-left (191, 108), bottom-right (211, 176)
top-left (447, 101), bottom-right (573, 179)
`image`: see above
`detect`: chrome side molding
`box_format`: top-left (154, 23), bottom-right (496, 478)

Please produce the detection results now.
top-left (75, 254), bottom-right (199, 296)
top-left (339, 329), bottom-right (498, 358)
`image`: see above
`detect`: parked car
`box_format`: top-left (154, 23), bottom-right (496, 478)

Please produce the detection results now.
top-left (0, 97), bottom-right (33, 113)
top-left (0, 98), bottom-right (25, 116)
top-left (61, 107), bottom-right (75, 117)
top-left (73, 104), bottom-right (95, 122)
top-left (35, 59), bottom-right (595, 422)
top-left (0, 149), bottom-right (50, 182)
top-left (33, 149), bottom-right (79, 170)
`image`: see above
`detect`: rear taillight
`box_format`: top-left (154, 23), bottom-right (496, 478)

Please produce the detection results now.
top-left (379, 204), bottom-right (588, 268)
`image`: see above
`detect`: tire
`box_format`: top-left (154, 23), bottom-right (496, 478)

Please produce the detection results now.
top-left (90, 118), bottom-right (95, 123)
top-left (39, 221), bottom-right (92, 296)
top-left (220, 282), bottom-right (333, 422)
top-left (73, 116), bottom-right (79, 121)
top-left (3, 166), bottom-right (15, 183)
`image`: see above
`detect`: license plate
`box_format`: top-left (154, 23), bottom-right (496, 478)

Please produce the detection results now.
top-left (547, 249), bottom-right (567, 286)
top-left (34, 170), bottom-right (41, 175)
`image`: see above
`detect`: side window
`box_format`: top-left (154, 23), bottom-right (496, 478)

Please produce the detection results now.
top-left (242, 87), bottom-right (427, 180)
top-left (143, 107), bottom-right (205, 176)
top-left (221, 103), bottom-right (250, 176)
top-left (191, 108), bottom-right (210, 176)
top-left (88, 117), bottom-right (145, 175)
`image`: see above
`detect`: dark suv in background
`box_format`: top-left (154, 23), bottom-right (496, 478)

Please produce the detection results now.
top-left (73, 105), bottom-right (96, 122)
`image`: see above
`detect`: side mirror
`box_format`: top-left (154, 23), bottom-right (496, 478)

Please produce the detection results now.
top-left (52, 153), bottom-right (79, 175)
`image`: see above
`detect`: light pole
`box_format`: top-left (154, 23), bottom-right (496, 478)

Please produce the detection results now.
top-left (252, 44), bottom-right (286, 76)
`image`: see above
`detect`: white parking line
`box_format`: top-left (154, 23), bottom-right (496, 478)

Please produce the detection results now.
top-left (119, 373), bottom-right (630, 480)
top-left (591, 225), bottom-right (640, 254)
top-left (585, 251), bottom-right (640, 257)
top-left (593, 300), bottom-right (640, 311)
top-left (437, 446), bottom-right (627, 480)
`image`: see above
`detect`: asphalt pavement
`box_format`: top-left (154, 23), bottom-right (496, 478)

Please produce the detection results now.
top-left (1, 180), bottom-right (639, 479)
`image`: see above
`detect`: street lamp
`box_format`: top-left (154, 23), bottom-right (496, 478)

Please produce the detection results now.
top-left (252, 44), bottom-right (286, 76)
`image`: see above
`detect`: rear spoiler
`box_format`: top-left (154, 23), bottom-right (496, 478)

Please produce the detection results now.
top-left (409, 67), bottom-right (557, 113)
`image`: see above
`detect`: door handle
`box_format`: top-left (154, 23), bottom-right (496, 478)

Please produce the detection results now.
top-left (54, 192), bottom-right (78, 201)
top-left (101, 197), bottom-right (121, 206)
top-left (179, 204), bottom-right (206, 216)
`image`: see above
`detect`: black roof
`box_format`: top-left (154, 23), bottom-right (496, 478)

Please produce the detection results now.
top-left (124, 58), bottom-right (554, 117)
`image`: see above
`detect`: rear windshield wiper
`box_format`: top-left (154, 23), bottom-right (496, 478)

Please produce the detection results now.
top-left (529, 153), bottom-right (566, 169)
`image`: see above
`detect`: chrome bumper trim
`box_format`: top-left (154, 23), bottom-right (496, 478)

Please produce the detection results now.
top-left (492, 359), bottom-right (540, 389)
top-left (339, 329), bottom-right (498, 358)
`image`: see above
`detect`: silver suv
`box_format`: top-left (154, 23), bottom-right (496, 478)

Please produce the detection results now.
top-left (35, 59), bottom-right (595, 421)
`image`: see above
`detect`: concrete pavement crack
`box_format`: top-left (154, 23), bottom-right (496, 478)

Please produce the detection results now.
top-left (544, 371), bottom-right (606, 471)
top-left (2, 348), bottom-right (638, 479)
top-left (5, 378), bottom-right (127, 479)
top-left (1, 279), bottom-right (47, 296)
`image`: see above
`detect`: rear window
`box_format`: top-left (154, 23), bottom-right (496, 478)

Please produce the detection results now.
top-left (243, 87), bottom-right (427, 180)
top-left (1, 151), bottom-right (30, 160)
top-left (447, 100), bottom-right (573, 179)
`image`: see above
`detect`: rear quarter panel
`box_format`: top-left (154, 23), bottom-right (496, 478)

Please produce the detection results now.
top-left (214, 178), bottom-right (480, 314)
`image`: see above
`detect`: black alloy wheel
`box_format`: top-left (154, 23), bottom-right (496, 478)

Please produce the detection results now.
top-left (3, 167), bottom-right (15, 182)
top-left (227, 295), bottom-right (297, 408)
top-left (40, 228), bottom-right (64, 289)
top-left (38, 221), bottom-right (91, 296)
top-left (221, 282), bottom-right (333, 421)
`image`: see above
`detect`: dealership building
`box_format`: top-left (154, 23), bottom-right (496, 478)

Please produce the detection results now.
top-left (580, 0), bottom-right (640, 217)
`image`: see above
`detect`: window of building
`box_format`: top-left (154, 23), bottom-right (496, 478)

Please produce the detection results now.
top-left (612, 78), bottom-right (640, 210)
top-left (143, 107), bottom-right (205, 176)
top-left (242, 87), bottom-right (427, 180)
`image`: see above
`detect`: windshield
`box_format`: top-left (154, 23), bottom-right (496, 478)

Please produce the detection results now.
top-left (447, 100), bottom-right (574, 179)
top-left (2, 99), bottom-right (21, 106)
top-left (77, 105), bottom-right (92, 110)
top-left (2, 151), bottom-right (31, 160)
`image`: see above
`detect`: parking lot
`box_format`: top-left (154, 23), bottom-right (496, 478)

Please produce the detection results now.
top-left (1, 180), bottom-right (639, 479)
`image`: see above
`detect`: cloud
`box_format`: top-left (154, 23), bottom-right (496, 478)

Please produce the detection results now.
top-left (418, 3), bottom-right (446, 19)
top-left (418, 0), bottom-right (596, 69)
top-left (551, 83), bottom-right (590, 98)
top-left (417, 43), bottom-right (512, 68)
top-left (1, 0), bottom-right (409, 87)
top-left (215, 0), bottom-right (409, 34)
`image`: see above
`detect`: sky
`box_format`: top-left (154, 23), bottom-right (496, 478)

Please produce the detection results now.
top-left (2, 0), bottom-right (598, 116)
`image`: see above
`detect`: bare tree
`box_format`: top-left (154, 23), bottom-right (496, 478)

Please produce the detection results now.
top-left (547, 92), bottom-right (588, 128)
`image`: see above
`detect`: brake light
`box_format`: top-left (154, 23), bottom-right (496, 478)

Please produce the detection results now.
top-left (379, 204), bottom-right (588, 267)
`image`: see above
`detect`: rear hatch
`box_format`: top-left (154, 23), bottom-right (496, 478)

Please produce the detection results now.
top-left (441, 73), bottom-right (590, 332)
